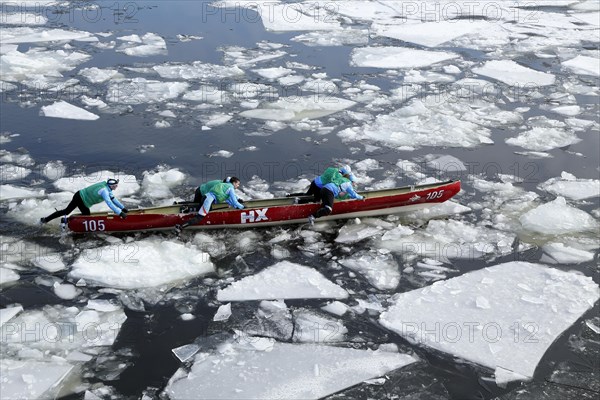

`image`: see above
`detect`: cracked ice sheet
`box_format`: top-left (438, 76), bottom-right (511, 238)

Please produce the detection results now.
top-left (338, 95), bottom-right (506, 150)
top-left (376, 219), bottom-right (515, 262)
top-left (70, 237), bottom-right (215, 289)
top-left (351, 47), bottom-right (458, 69)
top-left (217, 261), bottom-right (348, 301)
top-left (239, 96), bottom-right (356, 121)
top-left (380, 262), bottom-right (599, 379)
top-left (165, 340), bottom-right (417, 400)
top-left (373, 20), bottom-right (490, 47)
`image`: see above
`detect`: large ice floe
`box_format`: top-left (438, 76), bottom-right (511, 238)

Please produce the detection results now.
top-left (70, 238), bottom-right (214, 289)
top-left (217, 261), bottom-right (348, 301)
top-left (1, 302), bottom-right (126, 399)
top-left (40, 101), bottom-right (100, 121)
top-left (239, 96), bottom-right (356, 121)
top-left (538, 172), bottom-right (600, 201)
top-left (351, 47), bottom-right (458, 69)
top-left (472, 60), bottom-right (556, 87)
top-left (165, 337), bottom-right (417, 400)
top-left (519, 196), bottom-right (599, 235)
top-left (380, 262), bottom-right (599, 382)
top-left (372, 20), bottom-right (489, 47)
top-left (116, 33), bottom-right (167, 56)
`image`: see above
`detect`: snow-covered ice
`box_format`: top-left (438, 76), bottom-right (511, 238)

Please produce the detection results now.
top-left (538, 172), bottom-right (600, 201)
top-left (540, 243), bottom-right (595, 264)
top-left (519, 197), bottom-right (598, 234)
top-left (338, 252), bottom-right (400, 290)
top-left (506, 127), bottom-right (581, 152)
top-left (117, 32), bottom-right (167, 56)
top-left (373, 20), bottom-right (488, 47)
top-left (41, 101), bottom-right (100, 121)
top-left (562, 55), bottom-right (600, 76)
top-left (70, 238), bottom-right (215, 289)
top-left (165, 339), bottom-right (417, 400)
top-left (473, 60), bottom-right (556, 86)
top-left (380, 262), bottom-right (599, 379)
top-left (351, 47), bottom-right (458, 69)
top-left (217, 261), bottom-right (348, 301)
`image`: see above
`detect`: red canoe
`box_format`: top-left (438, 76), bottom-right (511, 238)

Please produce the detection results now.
top-left (67, 180), bottom-right (461, 233)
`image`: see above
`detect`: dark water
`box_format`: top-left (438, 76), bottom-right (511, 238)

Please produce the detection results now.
top-left (1, 1), bottom-right (599, 399)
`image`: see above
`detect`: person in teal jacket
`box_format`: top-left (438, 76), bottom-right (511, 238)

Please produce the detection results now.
top-left (192, 177), bottom-right (239, 204)
top-left (306, 165), bottom-right (355, 201)
top-left (175, 177), bottom-right (244, 234)
top-left (40, 178), bottom-right (128, 224)
top-left (308, 178), bottom-right (363, 225)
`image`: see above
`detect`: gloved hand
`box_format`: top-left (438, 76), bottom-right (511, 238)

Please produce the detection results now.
top-left (356, 195), bottom-right (364, 200)
top-left (238, 199), bottom-right (245, 204)
top-left (119, 211), bottom-right (128, 219)
top-left (121, 208), bottom-right (129, 214)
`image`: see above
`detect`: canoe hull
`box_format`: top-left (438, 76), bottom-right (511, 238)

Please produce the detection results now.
top-left (67, 180), bottom-right (461, 233)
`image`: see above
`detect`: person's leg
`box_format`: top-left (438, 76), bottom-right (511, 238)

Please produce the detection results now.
top-left (306, 180), bottom-right (322, 202)
top-left (42, 192), bottom-right (83, 223)
top-left (314, 189), bottom-right (334, 218)
top-left (192, 188), bottom-right (203, 203)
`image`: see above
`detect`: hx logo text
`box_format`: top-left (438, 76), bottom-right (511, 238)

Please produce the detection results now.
top-left (241, 208), bottom-right (269, 223)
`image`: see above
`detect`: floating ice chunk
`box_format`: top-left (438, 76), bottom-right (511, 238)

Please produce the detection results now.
top-left (495, 367), bottom-right (530, 388)
top-left (165, 340), bottom-right (417, 400)
top-left (203, 114), bottom-right (232, 127)
top-left (321, 301), bottom-right (349, 316)
top-left (425, 154), bottom-right (467, 172)
top-left (240, 96), bottom-right (355, 121)
top-left (252, 66), bottom-right (292, 80)
top-left (154, 62), bottom-right (244, 80)
top-left (1, 47), bottom-right (91, 84)
top-left (258, 3), bottom-right (342, 31)
top-left (293, 311), bottom-right (347, 342)
top-left (351, 47), bottom-right (458, 69)
top-left (0, 164), bottom-right (31, 181)
top-left (142, 167), bottom-right (186, 199)
top-left (172, 344), bottom-right (201, 363)
top-left (41, 101), bottom-right (100, 120)
top-left (338, 253), bottom-right (400, 290)
top-left (0, 267), bottom-right (20, 285)
top-left (0, 149), bottom-right (34, 166)
top-left (53, 170), bottom-right (139, 197)
top-left (335, 221), bottom-right (382, 243)
top-left (53, 283), bottom-right (80, 300)
top-left (291, 29), bottom-right (369, 46)
top-left (473, 60), bottom-right (555, 86)
top-left (217, 261), bottom-right (348, 301)
top-left (79, 67), bottom-right (124, 83)
top-left (80, 96), bottom-right (108, 109)
top-left (404, 201), bottom-right (472, 222)
top-left (540, 243), bottom-right (595, 264)
top-left (70, 238), bottom-right (215, 289)
top-left (380, 262), bottom-right (599, 379)
top-left (209, 150), bottom-right (233, 158)
top-left (1, 27), bottom-right (94, 44)
top-left (0, 184), bottom-right (44, 200)
top-left (338, 96), bottom-right (497, 150)
top-left (0, 306), bottom-right (22, 327)
top-left (550, 105), bottom-right (581, 116)
top-left (41, 161), bottom-right (66, 180)
top-left (106, 78), bottom-right (188, 104)
top-left (373, 20), bottom-right (488, 47)
top-left (520, 197), bottom-right (598, 234)
top-left (213, 303), bottom-right (232, 322)
top-left (87, 299), bottom-right (121, 312)
top-left (117, 32), bottom-right (166, 56)
top-left (506, 127), bottom-right (580, 151)
top-left (377, 219), bottom-right (515, 261)
top-left (0, 359), bottom-right (75, 399)
top-left (538, 172), bottom-right (600, 201)
top-left (182, 86), bottom-right (229, 103)
top-left (563, 55), bottom-right (600, 76)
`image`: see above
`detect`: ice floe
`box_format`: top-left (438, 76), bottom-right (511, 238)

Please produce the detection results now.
top-left (0, 184), bottom-right (44, 201)
top-left (373, 20), bottom-right (488, 47)
top-left (153, 62), bottom-right (244, 80)
top-left (53, 170), bottom-right (139, 197)
top-left (141, 167), bottom-right (186, 200)
top-left (258, 3), bottom-right (342, 31)
top-left (338, 251), bottom-right (400, 290)
top-left (1, 27), bottom-right (94, 44)
top-left (0, 267), bottom-right (20, 285)
top-left (539, 172), bottom-right (600, 201)
top-left (563, 55), bottom-right (600, 76)
top-left (473, 60), bottom-right (556, 87)
top-left (165, 339), bottom-right (417, 400)
top-left (106, 78), bottom-right (188, 104)
top-left (540, 242), bottom-right (595, 264)
top-left (0, 164), bottom-right (31, 181)
top-left (506, 127), bottom-right (580, 152)
top-left (79, 67), bottom-right (124, 83)
top-left (351, 47), bottom-right (458, 69)
top-left (240, 96), bottom-right (355, 121)
top-left (217, 261), bottom-right (348, 301)
top-left (380, 262), bottom-right (599, 379)
top-left (117, 32), bottom-right (167, 56)
top-left (291, 29), bottom-right (369, 46)
top-left (70, 238), bottom-right (215, 289)
top-left (519, 197), bottom-right (598, 234)
top-left (41, 101), bottom-right (100, 120)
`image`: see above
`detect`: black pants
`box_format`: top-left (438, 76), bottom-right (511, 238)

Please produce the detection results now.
top-left (192, 188), bottom-right (206, 205)
top-left (43, 191), bottom-right (90, 223)
top-left (306, 180), bottom-right (322, 202)
top-left (313, 188), bottom-right (335, 218)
